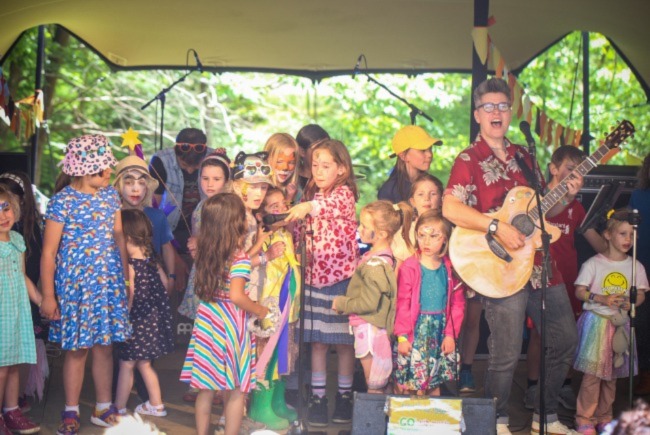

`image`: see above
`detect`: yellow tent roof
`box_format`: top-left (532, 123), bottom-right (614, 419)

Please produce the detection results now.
top-left (2, 0), bottom-right (649, 93)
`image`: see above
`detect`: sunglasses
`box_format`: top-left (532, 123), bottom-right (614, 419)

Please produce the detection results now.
top-left (176, 142), bottom-right (207, 154)
top-left (477, 102), bottom-right (511, 113)
top-left (238, 164), bottom-right (271, 178)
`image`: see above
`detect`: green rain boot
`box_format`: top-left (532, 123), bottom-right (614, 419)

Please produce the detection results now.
top-left (272, 379), bottom-right (298, 422)
top-left (249, 382), bottom-right (289, 430)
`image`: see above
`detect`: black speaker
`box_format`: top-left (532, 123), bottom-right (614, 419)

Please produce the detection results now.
top-left (351, 393), bottom-right (496, 435)
top-left (0, 152), bottom-right (30, 176)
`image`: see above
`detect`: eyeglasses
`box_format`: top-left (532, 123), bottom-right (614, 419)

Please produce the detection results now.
top-left (477, 102), bottom-right (511, 113)
top-left (176, 143), bottom-right (207, 154)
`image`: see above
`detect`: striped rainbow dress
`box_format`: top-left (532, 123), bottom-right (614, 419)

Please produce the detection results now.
top-left (180, 251), bottom-right (257, 392)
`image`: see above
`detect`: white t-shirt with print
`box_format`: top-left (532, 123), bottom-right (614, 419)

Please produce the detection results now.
top-left (575, 254), bottom-right (649, 316)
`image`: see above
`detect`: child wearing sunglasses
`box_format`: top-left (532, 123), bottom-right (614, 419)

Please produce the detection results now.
top-left (149, 128), bottom-right (214, 290)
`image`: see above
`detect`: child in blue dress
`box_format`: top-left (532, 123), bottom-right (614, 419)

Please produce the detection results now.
top-left (0, 185), bottom-right (42, 434)
top-left (40, 135), bottom-right (131, 435)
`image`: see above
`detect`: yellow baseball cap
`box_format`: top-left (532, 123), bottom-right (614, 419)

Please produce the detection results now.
top-left (389, 125), bottom-right (442, 158)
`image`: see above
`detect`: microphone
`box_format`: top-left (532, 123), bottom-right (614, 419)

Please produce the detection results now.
top-left (352, 55), bottom-right (363, 78)
top-left (192, 50), bottom-right (204, 72)
top-left (519, 121), bottom-right (535, 148)
top-left (262, 213), bottom-right (289, 227)
top-left (629, 209), bottom-right (642, 226)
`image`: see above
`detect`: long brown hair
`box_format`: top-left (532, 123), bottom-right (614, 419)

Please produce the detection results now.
top-left (121, 208), bottom-right (160, 266)
top-left (194, 193), bottom-right (247, 301)
top-left (303, 139), bottom-right (358, 201)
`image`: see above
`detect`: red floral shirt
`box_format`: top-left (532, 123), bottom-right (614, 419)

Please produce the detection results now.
top-left (295, 185), bottom-right (359, 288)
top-left (445, 135), bottom-right (562, 289)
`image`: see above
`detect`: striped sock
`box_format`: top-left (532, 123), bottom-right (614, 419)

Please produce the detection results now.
top-left (338, 374), bottom-right (353, 394)
top-left (312, 371), bottom-right (327, 398)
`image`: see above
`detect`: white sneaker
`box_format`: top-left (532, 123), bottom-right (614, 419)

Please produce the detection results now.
top-left (531, 419), bottom-right (580, 434)
top-left (497, 423), bottom-right (512, 435)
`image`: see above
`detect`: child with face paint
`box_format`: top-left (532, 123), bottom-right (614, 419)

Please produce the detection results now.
top-left (247, 188), bottom-right (301, 428)
top-left (391, 173), bottom-right (444, 269)
top-left (284, 139), bottom-right (359, 426)
top-left (231, 152), bottom-right (287, 430)
top-left (393, 209), bottom-right (466, 396)
top-left (113, 156), bottom-right (175, 294)
top-left (264, 133), bottom-right (299, 204)
top-left (332, 200), bottom-right (400, 394)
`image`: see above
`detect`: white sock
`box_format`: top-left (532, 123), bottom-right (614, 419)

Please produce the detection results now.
top-left (65, 404), bottom-right (80, 414)
top-left (95, 402), bottom-right (111, 412)
top-left (2, 406), bottom-right (19, 413)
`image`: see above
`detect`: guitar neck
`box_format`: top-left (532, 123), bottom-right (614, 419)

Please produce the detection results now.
top-left (530, 143), bottom-right (611, 221)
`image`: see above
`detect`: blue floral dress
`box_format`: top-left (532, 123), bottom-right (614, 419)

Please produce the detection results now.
top-left (46, 186), bottom-right (131, 350)
top-left (0, 231), bottom-right (36, 366)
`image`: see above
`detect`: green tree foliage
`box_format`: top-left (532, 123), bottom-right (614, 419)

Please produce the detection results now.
top-left (1, 27), bottom-right (647, 207)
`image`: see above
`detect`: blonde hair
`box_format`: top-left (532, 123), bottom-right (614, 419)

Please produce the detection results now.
top-left (362, 200), bottom-right (403, 240)
top-left (264, 133), bottom-right (299, 189)
top-left (414, 209), bottom-right (452, 256)
top-left (113, 168), bottom-right (157, 207)
top-left (394, 201), bottom-right (416, 253)
top-left (0, 185), bottom-right (21, 222)
top-left (604, 208), bottom-right (633, 235)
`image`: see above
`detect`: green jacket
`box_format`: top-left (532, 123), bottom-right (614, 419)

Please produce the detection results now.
top-left (333, 255), bottom-right (397, 335)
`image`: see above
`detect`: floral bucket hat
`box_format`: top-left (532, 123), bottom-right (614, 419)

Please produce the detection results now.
top-left (59, 134), bottom-right (118, 176)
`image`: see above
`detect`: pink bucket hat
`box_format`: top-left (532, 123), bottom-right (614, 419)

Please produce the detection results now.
top-left (59, 134), bottom-right (118, 176)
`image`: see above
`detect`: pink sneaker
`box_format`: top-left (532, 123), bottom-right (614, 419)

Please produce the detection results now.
top-left (576, 424), bottom-right (596, 435)
top-left (2, 409), bottom-right (40, 434)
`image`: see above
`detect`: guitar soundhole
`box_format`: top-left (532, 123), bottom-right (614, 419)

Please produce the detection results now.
top-left (511, 214), bottom-right (535, 237)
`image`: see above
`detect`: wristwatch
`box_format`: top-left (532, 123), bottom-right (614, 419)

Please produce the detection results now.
top-left (488, 219), bottom-right (499, 235)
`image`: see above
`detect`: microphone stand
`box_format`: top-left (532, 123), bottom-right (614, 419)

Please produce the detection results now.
top-left (628, 209), bottom-right (641, 408)
top-left (289, 217), bottom-right (313, 435)
top-left (141, 68), bottom-right (196, 150)
top-left (527, 143), bottom-right (550, 434)
top-left (358, 72), bottom-right (433, 126)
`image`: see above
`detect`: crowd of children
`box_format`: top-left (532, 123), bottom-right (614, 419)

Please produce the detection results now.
top-left (0, 122), bottom-right (648, 435)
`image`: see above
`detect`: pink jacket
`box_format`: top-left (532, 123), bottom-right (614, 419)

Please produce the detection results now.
top-left (394, 254), bottom-right (466, 343)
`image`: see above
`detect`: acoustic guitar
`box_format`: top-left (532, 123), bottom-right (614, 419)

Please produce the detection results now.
top-left (449, 120), bottom-right (635, 298)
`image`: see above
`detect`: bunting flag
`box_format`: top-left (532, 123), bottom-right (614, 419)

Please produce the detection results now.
top-left (554, 124), bottom-right (564, 148)
top-left (565, 128), bottom-right (575, 146)
top-left (14, 90), bottom-right (44, 139)
top-left (472, 27), bottom-right (489, 65)
top-left (539, 112), bottom-right (548, 143)
top-left (0, 67), bottom-right (10, 122)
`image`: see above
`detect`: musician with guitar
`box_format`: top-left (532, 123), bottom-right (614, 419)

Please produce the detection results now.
top-left (442, 78), bottom-right (583, 435)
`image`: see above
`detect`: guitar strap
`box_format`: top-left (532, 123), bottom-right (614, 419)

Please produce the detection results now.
top-left (513, 151), bottom-right (539, 189)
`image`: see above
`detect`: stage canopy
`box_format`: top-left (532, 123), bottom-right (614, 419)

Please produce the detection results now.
top-left (1, 0), bottom-right (649, 96)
